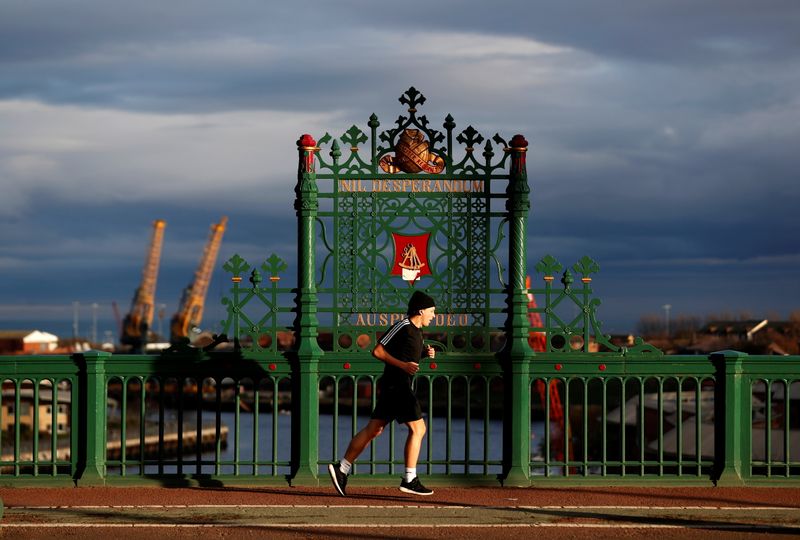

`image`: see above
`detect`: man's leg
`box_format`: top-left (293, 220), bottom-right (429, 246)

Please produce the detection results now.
top-left (345, 418), bottom-right (387, 463)
top-left (329, 418), bottom-right (387, 496)
top-left (399, 419), bottom-right (433, 495)
top-left (403, 418), bottom-right (426, 468)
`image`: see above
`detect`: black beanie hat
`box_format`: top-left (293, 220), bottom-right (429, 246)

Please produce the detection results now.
top-left (407, 291), bottom-right (436, 316)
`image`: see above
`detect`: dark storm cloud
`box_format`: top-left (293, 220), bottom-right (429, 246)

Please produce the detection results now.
top-left (2, 1), bottom-right (798, 112)
top-left (0, 0), bottom-right (463, 116)
top-left (342, 0), bottom-right (800, 65)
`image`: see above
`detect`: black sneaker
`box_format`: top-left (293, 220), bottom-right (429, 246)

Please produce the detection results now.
top-left (328, 463), bottom-right (348, 496)
top-left (399, 476), bottom-right (433, 496)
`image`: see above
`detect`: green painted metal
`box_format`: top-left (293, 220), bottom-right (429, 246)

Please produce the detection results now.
top-left (86, 353), bottom-right (290, 480)
top-left (294, 134), bottom-right (324, 483)
top-left (1, 89), bottom-right (800, 487)
top-left (308, 89), bottom-right (513, 356)
top-left (77, 350), bottom-right (109, 484)
top-left (1, 342), bottom-right (800, 486)
top-left (713, 350), bottom-right (749, 485)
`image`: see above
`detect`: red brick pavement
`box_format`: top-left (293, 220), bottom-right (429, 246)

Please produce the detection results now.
top-left (2, 485), bottom-right (799, 540)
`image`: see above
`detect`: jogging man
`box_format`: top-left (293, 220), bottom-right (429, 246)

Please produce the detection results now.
top-left (328, 290), bottom-right (436, 496)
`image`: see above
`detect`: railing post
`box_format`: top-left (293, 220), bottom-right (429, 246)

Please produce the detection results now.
top-left (712, 350), bottom-right (749, 485)
top-left (502, 134), bottom-right (533, 485)
top-left (74, 350), bottom-right (110, 485)
top-left (292, 134), bottom-right (323, 484)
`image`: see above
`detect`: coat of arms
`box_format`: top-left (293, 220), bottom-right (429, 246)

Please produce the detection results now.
top-left (391, 232), bottom-right (431, 286)
top-left (380, 129), bottom-right (445, 174)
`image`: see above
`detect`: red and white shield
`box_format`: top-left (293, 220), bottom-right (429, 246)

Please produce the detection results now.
top-left (391, 232), bottom-right (431, 286)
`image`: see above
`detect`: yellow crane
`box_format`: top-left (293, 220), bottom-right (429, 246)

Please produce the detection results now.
top-left (170, 216), bottom-right (227, 344)
top-left (120, 219), bottom-right (167, 352)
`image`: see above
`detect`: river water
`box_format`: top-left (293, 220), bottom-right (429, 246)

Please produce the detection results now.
top-left (116, 411), bottom-right (545, 477)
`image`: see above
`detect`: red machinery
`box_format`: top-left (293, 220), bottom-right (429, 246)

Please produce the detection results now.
top-left (527, 276), bottom-right (572, 465)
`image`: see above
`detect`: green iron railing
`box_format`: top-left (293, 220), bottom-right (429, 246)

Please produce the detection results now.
top-left (2, 348), bottom-right (799, 485)
top-left (0, 253), bottom-right (796, 486)
top-left (529, 362), bottom-right (717, 480)
top-left (743, 367), bottom-right (800, 479)
top-left (102, 373), bottom-right (293, 478)
top-left (0, 254), bottom-right (796, 486)
top-left (316, 357), bottom-right (505, 478)
top-left (0, 357), bottom-right (78, 478)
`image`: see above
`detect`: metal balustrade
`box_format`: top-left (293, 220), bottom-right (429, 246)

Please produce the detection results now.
top-left (749, 378), bottom-right (800, 478)
top-left (1, 351), bottom-right (799, 485)
top-left (530, 374), bottom-right (717, 479)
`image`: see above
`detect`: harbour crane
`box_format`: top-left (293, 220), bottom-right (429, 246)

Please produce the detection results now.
top-left (120, 219), bottom-right (167, 352)
top-left (170, 216), bottom-right (227, 345)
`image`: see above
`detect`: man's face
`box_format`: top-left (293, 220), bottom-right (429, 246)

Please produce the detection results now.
top-left (419, 306), bottom-right (436, 327)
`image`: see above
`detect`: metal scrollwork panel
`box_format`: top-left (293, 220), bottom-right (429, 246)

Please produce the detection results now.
top-left (311, 88), bottom-right (517, 353)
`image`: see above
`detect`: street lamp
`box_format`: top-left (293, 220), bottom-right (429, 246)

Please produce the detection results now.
top-left (662, 304), bottom-right (672, 337)
top-left (91, 303), bottom-right (99, 344)
top-left (72, 301), bottom-right (80, 339)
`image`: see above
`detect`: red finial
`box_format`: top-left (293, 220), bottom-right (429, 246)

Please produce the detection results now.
top-left (510, 134), bottom-right (528, 149)
top-left (297, 134), bottom-right (316, 148)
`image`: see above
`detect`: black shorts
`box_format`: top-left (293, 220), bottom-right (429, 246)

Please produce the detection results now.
top-left (370, 379), bottom-right (422, 424)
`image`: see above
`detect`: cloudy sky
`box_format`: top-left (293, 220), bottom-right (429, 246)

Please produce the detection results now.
top-left (1, 0), bottom-right (798, 339)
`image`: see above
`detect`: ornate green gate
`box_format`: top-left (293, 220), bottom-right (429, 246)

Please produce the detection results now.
top-left (297, 87), bottom-right (533, 481)
top-left (218, 87), bottom-right (536, 482)
top-left (297, 87), bottom-right (528, 355)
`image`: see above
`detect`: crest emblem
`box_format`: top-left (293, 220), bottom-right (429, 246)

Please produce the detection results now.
top-left (391, 232), bottom-right (431, 286)
top-left (380, 129), bottom-right (445, 174)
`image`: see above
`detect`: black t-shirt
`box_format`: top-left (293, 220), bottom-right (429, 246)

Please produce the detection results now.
top-left (378, 318), bottom-right (423, 386)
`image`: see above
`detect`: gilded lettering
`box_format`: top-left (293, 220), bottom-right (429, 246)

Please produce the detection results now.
top-left (339, 178), bottom-right (494, 193)
top-left (358, 312), bottom-right (476, 327)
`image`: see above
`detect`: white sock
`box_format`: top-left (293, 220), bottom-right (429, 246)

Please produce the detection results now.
top-left (404, 467), bottom-right (416, 482)
top-left (339, 458), bottom-right (352, 475)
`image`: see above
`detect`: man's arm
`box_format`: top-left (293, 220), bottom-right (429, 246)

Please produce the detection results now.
top-left (372, 343), bottom-right (419, 375)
